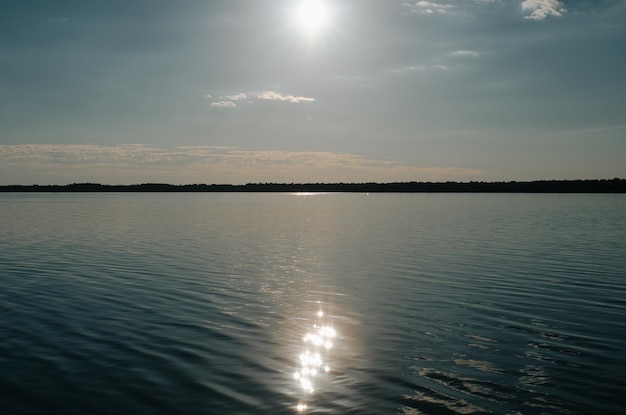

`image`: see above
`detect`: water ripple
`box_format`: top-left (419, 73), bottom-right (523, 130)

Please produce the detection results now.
top-left (1, 193), bottom-right (625, 414)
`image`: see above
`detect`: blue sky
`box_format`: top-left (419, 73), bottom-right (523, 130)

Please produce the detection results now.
top-left (1, 0), bottom-right (624, 184)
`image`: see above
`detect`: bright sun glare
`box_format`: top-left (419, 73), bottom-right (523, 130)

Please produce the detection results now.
top-left (294, 0), bottom-right (330, 34)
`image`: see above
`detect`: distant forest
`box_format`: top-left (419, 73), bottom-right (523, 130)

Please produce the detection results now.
top-left (1, 179), bottom-right (625, 193)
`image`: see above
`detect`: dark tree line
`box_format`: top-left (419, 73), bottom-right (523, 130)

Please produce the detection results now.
top-left (1, 179), bottom-right (625, 193)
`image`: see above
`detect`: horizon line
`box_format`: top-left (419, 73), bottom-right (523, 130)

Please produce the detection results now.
top-left (1, 178), bottom-right (625, 193)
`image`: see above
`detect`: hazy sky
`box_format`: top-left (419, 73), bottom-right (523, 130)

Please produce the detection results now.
top-left (1, 0), bottom-right (625, 184)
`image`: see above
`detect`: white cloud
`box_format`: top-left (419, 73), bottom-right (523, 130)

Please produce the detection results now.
top-left (415, 0), bottom-right (450, 7)
top-left (521, 0), bottom-right (566, 20)
top-left (451, 50), bottom-right (481, 57)
top-left (406, 1), bottom-right (453, 15)
top-left (211, 101), bottom-right (236, 107)
top-left (404, 0), bottom-right (566, 20)
top-left (257, 91), bottom-right (315, 103)
top-left (222, 92), bottom-right (247, 101)
top-left (391, 63), bottom-right (449, 74)
top-left (206, 90), bottom-right (315, 107)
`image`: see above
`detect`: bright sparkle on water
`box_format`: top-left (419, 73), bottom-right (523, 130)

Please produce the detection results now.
top-left (294, 306), bottom-right (337, 412)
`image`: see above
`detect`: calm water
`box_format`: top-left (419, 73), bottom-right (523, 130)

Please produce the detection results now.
top-left (1, 193), bottom-right (625, 414)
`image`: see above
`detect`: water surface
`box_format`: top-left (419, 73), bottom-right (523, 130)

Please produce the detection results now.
top-left (1, 193), bottom-right (625, 414)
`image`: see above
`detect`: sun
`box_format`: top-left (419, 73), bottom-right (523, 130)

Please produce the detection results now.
top-left (293, 0), bottom-right (331, 34)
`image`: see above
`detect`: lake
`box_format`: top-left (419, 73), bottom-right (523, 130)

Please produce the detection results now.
top-left (1, 193), bottom-right (625, 414)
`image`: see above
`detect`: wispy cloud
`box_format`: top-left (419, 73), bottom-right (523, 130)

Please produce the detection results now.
top-left (521, 0), bottom-right (566, 20)
top-left (544, 123), bottom-right (626, 137)
top-left (222, 92), bottom-right (247, 101)
top-left (256, 91), bottom-right (315, 103)
top-left (0, 145), bottom-right (482, 185)
top-left (451, 50), bottom-right (481, 58)
top-left (207, 90), bottom-right (315, 107)
top-left (405, 1), bottom-right (453, 15)
top-left (211, 101), bottom-right (236, 107)
top-left (390, 63), bottom-right (449, 74)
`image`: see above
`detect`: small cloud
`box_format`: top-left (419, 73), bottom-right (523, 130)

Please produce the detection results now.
top-left (48, 17), bottom-right (69, 23)
top-left (415, 1), bottom-right (448, 7)
top-left (207, 89), bottom-right (315, 108)
top-left (211, 101), bottom-right (236, 107)
top-left (521, 0), bottom-right (566, 20)
top-left (222, 92), bottom-right (247, 101)
top-left (257, 91), bottom-right (315, 103)
top-left (406, 1), bottom-right (453, 15)
top-left (391, 63), bottom-right (449, 74)
top-left (395, 64), bottom-right (426, 72)
top-left (451, 50), bottom-right (481, 58)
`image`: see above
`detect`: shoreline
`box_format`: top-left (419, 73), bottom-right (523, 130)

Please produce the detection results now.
top-left (1, 179), bottom-right (625, 193)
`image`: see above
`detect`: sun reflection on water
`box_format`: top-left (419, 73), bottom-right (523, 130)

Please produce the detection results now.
top-left (294, 305), bottom-right (337, 412)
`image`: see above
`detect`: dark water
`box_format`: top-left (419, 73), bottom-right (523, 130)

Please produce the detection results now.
top-left (1, 193), bottom-right (625, 414)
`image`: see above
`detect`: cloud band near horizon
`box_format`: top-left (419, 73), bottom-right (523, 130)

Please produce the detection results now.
top-left (0, 144), bottom-right (482, 185)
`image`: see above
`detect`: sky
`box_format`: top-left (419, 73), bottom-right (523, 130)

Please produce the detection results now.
top-left (1, 0), bottom-right (625, 185)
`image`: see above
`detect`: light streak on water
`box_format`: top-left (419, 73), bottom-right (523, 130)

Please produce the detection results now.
top-left (294, 304), bottom-right (337, 412)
